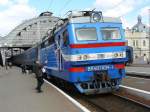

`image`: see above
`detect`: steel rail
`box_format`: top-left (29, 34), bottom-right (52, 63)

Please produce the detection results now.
top-left (126, 73), bottom-right (150, 79)
top-left (113, 93), bottom-right (150, 109)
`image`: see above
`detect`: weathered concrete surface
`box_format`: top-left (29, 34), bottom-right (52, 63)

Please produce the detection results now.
top-left (122, 67), bottom-right (150, 100)
top-left (0, 66), bottom-right (84, 112)
top-left (126, 66), bottom-right (150, 77)
top-left (122, 76), bottom-right (150, 92)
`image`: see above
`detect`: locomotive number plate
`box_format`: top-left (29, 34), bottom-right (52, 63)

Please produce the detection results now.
top-left (87, 65), bottom-right (114, 71)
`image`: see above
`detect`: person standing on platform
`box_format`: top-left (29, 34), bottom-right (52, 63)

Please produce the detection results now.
top-left (21, 64), bottom-right (24, 73)
top-left (21, 64), bottom-right (27, 74)
top-left (35, 61), bottom-right (44, 93)
top-left (8, 62), bottom-right (12, 68)
top-left (5, 58), bottom-right (8, 70)
top-left (144, 54), bottom-right (149, 64)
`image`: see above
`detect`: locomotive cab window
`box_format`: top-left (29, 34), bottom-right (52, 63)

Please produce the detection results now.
top-left (101, 28), bottom-right (121, 40)
top-left (41, 42), bottom-right (45, 48)
top-left (63, 30), bottom-right (69, 46)
top-left (76, 28), bottom-right (97, 41)
top-left (44, 40), bottom-right (49, 47)
top-left (49, 35), bottom-right (55, 45)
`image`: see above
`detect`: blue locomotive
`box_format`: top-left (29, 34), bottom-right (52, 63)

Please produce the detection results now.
top-left (12, 11), bottom-right (127, 94)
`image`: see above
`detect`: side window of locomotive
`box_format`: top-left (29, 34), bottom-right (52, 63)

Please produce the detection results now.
top-left (41, 42), bottom-right (45, 49)
top-left (76, 28), bottom-right (97, 41)
top-left (63, 30), bottom-right (69, 47)
top-left (41, 40), bottom-right (50, 49)
top-left (53, 35), bottom-right (60, 49)
top-left (58, 35), bottom-right (61, 46)
top-left (44, 40), bottom-right (49, 47)
top-left (101, 28), bottom-right (121, 40)
top-left (49, 35), bottom-right (55, 45)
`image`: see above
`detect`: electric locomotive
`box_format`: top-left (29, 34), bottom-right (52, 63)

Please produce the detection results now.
top-left (40, 11), bottom-right (127, 94)
top-left (11, 11), bottom-right (127, 94)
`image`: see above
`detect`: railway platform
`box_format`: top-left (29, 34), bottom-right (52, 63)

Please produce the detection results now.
top-left (0, 66), bottom-right (86, 112)
top-left (122, 76), bottom-right (150, 92)
top-left (124, 66), bottom-right (150, 93)
top-left (119, 66), bottom-right (150, 107)
top-left (126, 66), bottom-right (150, 78)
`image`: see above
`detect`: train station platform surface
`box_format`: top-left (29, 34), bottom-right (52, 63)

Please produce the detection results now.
top-left (126, 66), bottom-right (150, 77)
top-left (122, 76), bottom-right (150, 92)
top-left (123, 66), bottom-right (150, 97)
top-left (127, 64), bottom-right (150, 67)
top-left (0, 66), bottom-right (85, 112)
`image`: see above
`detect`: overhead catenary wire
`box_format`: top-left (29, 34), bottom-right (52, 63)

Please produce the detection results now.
top-left (105, 0), bottom-right (126, 11)
top-left (48, 0), bottom-right (54, 10)
top-left (58, 0), bottom-right (72, 17)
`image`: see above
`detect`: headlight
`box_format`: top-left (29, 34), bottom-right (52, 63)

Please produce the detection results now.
top-left (83, 55), bottom-right (88, 60)
top-left (75, 54), bottom-right (92, 61)
top-left (114, 53), bottom-right (119, 57)
top-left (113, 52), bottom-right (124, 58)
top-left (92, 12), bottom-right (101, 22)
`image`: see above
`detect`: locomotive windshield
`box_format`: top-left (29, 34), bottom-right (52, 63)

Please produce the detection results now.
top-left (76, 28), bottom-right (97, 41)
top-left (101, 28), bottom-right (121, 40)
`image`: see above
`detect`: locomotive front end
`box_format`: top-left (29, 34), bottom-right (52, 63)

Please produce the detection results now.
top-left (65, 11), bottom-right (127, 94)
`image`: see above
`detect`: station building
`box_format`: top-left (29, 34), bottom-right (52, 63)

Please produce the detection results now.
top-left (0, 36), bottom-right (3, 47)
top-left (0, 11), bottom-right (59, 66)
top-left (0, 11), bottom-right (59, 47)
top-left (125, 15), bottom-right (150, 62)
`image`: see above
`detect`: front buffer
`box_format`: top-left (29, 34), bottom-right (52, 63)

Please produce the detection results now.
top-left (69, 64), bottom-right (125, 94)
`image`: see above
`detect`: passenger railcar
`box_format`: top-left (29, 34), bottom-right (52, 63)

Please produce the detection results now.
top-left (11, 46), bottom-right (38, 67)
top-left (12, 11), bottom-right (128, 94)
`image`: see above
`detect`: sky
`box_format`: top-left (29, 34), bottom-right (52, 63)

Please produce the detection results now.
top-left (0, 0), bottom-right (150, 36)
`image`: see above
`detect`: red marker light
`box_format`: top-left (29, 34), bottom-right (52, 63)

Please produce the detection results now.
top-left (68, 67), bottom-right (85, 72)
top-left (115, 64), bottom-right (125, 69)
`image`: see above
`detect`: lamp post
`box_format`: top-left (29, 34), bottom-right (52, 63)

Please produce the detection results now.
top-left (148, 9), bottom-right (150, 62)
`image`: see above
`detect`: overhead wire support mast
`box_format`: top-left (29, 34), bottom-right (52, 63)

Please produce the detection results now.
top-left (148, 9), bottom-right (150, 63)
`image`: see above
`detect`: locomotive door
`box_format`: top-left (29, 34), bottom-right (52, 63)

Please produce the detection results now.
top-left (55, 29), bottom-right (69, 71)
top-left (61, 29), bottom-right (69, 69)
top-left (56, 35), bottom-right (62, 71)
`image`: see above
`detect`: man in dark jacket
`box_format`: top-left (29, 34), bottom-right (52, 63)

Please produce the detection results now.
top-left (35, 61), bottom-right (44, 93)
top-left (21, 64), bottom-right (27, 74)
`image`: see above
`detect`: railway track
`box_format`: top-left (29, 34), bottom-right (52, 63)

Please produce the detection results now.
top-left (45, 78), bottom-right (150, 112)
top-left (79, 93), bottom-right (150, 112)
top-left (126, 73), bottom-right (150, 79)
top-left (114, 92), bottom-right (150, 109)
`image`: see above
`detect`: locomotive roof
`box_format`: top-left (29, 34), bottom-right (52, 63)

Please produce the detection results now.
top-left (68, 16), bottom-right (122, 24)
top-left (53, 12), bottom-right (122, 34)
